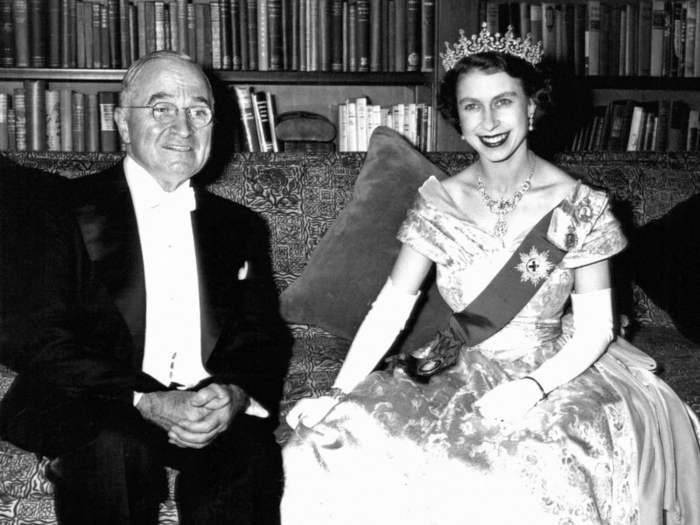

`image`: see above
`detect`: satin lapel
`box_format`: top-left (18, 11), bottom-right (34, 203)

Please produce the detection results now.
top-left (191, 188), bottom-right (223, 365)
top-left (74, 166), bottom-right (146, 356)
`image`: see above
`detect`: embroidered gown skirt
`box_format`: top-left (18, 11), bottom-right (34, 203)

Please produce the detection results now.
top-left (281, 179), bottom-right (700, 525)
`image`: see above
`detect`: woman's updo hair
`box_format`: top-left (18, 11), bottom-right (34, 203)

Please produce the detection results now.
top-left (437, 51), bottom-right (552, 134)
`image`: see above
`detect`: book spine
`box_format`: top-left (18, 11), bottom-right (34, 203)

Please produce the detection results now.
top-left (387, 0), bottom-right (395, 71)
top-left (231, 0), bottom-right (241, 69)
top-left (347, 1), bottom-right (355, 71)
top-left (13, 87), bottom-right (25, 150)
top-left (337, 102), bottom-right (347, 151)
top-left (420, 0), bottom-right (434, 71)
top-left (380, 0), bottom-right (388, 69)
top-left (73, 91), bottom-right (85, 152)
top-left (369, 0), bottom-right (380, 71)
top-left (167, 1), bottom-right (177, 51)
top-left (220, 0), bottom-right (232, 69)
top-left (155, 1), bottom-right (165, 51)
top-left (211, 1), bottom-right (222, 69)
top-left (638, 1), bottom-right (653, 76)
top-left (308, 0), bottom-right (318, 71)
top-left (625, 4), bottom-right (638, 76)
top-left (100, 4), bottom-right (110, 68)
top-left (394, 0), bottom-right (405, 72)
top-left (108, 0), bottom-right (120, 68)
top-left (84, 1), bottom-right (94, 67)
top-left (59, 88), bottom-right (72, 151)
top-left (137, 1), bottom-right (146, 57)
top-left (0, 0), bottom-right (13, 67)
top-left (269, 0), bottom-right (283, 70)
top-left (330, 0), bottom-right (342, 71)
top-left (119, 0), bottom-right (130, 67)
top-left (251, 89), bottom-right (273, 151)
top-left (46, 89), bottom-right (61, 152)
top-left (28, 0), bottom-right (45, 67)
top-left (232, 85), bottom-right (260, 151)
top-left (695, 0), bottom-right (700, 77)
top-left (530, 4), bottom-right (543, 48)
top-left (238, 0), bottom-right (248, 69)
top-left (177, 0), bottom-right (188, 54)
top-left (685, 0), bottom-right (697, 77)
top-left (542, 3), bottom-right (556, 61)
top-left (356, 0), bottom-right (369, 71)
top-left (85, 93), bottom-right (99, 152)
top-left (128, 4), bottom-right (137, 63)
top-left (519, 3), bottom-right (530, 38)
top-left (12, 0), bottom-right (29, 67)
top-left (92, 3), bottom-right (102, 67)
top-left (586, 1), bottom-right (601, 75)
top-left (355, 96), bottom-right (367, 150)
top-left (650, 1), bottom-right (665, 76)
top-left (265, 91), bottom-right (279, 152)
top-left (98, 91), bottom-right (119, 152)
top-left (405, 0), bottom-right (419, 71)
top-left (346, 98), bottom-right (357, 151)
top-left (626, 105), bottom-right (644, 151)
top-left (24, 79), bottom-right (46, 151)
top-left (319, 0), bottom-right (330, 71)
top-left (76, 1), bottom-right (85, 68)
top-left (0, 93), bottom-right (7, 150)
top-left (246, 0), bottom-right (257, 69)
top-left (258, 0), bottom-right (269, 71)
top-left (202, 3), bottom-right (213, 68)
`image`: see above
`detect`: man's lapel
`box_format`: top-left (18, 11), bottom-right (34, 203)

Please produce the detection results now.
top-left (74, 164), bottom-right (147, 354)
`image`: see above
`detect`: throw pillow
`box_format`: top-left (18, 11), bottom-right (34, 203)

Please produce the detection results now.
top-left (279, 126), bottom-right (452, 351)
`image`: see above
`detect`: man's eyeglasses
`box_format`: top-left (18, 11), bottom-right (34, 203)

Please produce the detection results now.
top-left (122, 102), bottom-right (213, 128)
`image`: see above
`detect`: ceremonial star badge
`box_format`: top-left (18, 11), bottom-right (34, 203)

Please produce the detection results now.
top-left (516, 247), bottom-right (554, 285)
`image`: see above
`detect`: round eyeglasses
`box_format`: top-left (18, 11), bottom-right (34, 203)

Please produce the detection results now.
top-left (121, 102), bottom-right (213, 128)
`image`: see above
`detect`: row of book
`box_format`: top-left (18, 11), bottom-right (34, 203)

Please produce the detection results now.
top-left (231, 85), bottom-right (281, 152)
top-left (570, 98), bottom-right (700, 152)
top-left (0, 0), bottom-right (436, 73)
top-left (481, 1), bottom-right (700, 78)
top-left (0, 82), bottom-right (120, 152)
top-left (337, 97), bottom-right (432, 152)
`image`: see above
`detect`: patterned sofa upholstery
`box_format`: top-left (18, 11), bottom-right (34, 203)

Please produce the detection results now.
top-left (1, 150), bottom-right (699, 524)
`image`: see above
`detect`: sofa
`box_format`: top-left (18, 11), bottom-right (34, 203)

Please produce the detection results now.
top-left (1, 139), bottom-right (699, 524)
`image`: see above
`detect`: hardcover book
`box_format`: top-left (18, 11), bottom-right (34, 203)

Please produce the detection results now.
top-left (98, 91), bottom-right (119, 152)
top-left (232, 85), bottom-right (261, 152)
top-left (405, 0), bottom-right (419, 71)
top-left (73, 91), bottom-right (86, 152)
top-left (46, 89), bottom-right (61, 152)
top-left (269, 0), bottom-right (284, 70)
top-left (24, 79), bottom-right (46, 152)
top-left (12, 0), bottom-right (29, 67)
top-left (252, 89), bottom-right (274, 151)
top-left (0, 0), bottom-right (13, 67)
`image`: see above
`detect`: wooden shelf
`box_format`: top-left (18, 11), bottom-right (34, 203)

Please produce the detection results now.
top-left (582, 76), bottom-right (700, 91)
top-left (0, 68), bottom-right (433, 86)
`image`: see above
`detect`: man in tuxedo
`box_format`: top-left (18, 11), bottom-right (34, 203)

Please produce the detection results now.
top-left (0, 50), bottom-right (290, 525)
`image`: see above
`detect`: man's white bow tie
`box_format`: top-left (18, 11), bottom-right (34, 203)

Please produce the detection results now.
top-left (158, 183), bottom-right (196, 212)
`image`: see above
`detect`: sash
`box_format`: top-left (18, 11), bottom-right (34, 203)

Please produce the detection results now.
top-left (414, 208), bottom-right (567, 377)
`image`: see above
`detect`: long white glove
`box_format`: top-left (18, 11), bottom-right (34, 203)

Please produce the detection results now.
top-left (285, 277), bottom-right (420, 429)
top-left (476, 288), bottom-right (614, 422)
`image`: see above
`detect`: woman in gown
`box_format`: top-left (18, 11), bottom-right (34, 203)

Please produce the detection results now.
top-left (282, 25), bottom-right (700, 525)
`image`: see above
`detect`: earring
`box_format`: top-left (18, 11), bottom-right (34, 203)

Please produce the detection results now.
top-left (528, 114), bottom-right (534, 131)
top-left (461, 135), bottom-right (466, 141)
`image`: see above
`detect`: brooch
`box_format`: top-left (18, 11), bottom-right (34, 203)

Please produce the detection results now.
top-left (516, 247), bottom-right (554, 286)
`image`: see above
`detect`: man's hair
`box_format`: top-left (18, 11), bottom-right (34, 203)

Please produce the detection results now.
top-left (119, 50), bottom-right (214, 107)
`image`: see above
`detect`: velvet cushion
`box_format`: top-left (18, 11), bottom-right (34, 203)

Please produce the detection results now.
top-left (279, 126), bottom-right (452, 350)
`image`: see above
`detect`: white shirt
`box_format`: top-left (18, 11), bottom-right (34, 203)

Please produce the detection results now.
top-left (125, 156), bottom-right (268, 418)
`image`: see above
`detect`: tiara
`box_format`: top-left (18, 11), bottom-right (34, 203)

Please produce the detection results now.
top-left (441, 22), bottom-right (544, 71)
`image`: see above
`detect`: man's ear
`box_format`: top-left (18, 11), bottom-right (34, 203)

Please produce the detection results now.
top-left (114, 107), bottom-right (131, 144)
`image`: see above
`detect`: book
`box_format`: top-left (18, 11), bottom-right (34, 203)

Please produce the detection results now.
top-left (529, 4), bottom-right (543, 48)
top-left (0, 92), bottom-right (8, 150)
top-left (348, 1), bottom-right (356, 71)
top-left (388, 0), bottom-right (396, 70)
top-left (211, 1), bottom-right (222, 69)
top-left (73, 91), bottom-right (85, 152)
top-left (573, 3), bottom-right (586, 76)
top-left (687, 109), bottom-right (700, 149)
top-left (232, 85), bottom-right (260, 152)
top-left (86, 93), bottom-right (99, 152)
top-left (650, 1), bottom-right (665, 76)
top-left (220, 0), bottom-right (233, 69)
top-left (655, 99), bottom-right (670, 150)
top-left (638, 1), bottom-right (653, 76)
top-left (405, 0), bottom-right (419, 71)
top-left (281, 0), bottom-right (292, 69)
top-left (246, 0), bottom-right (258, 70)
top-left (0, 0), bottom-right (13, 67)
top-left (685, 0), bottom-right (697, 77)
top-left (695, 0), bottom-right (700, 76)
top-left (239, 0), bottom-right (249, 69)
top-left (395, 0), bottom-right (406, 72)
top-left (265, 91), bottom-right (280, 152)
top-left (370, 0), bottom-right (381, 71)
top-left (626, 105), bottom-right (645, 151)
top-left (586, 1), bottom-right (601, 76)
top-left (128, 4), bottom-right (137, 63)
top-left (28, 0), bottom-right (45, 67)
top-left (542, 3), bottom-right (556, 61)
top-left (258, 0), bottom-right (269, 70)
top-left (338, 102), bottom-right (348, 151)
top-left (178, 0), bottom-right (188, 54)
top-left (308, 0), bottom-right (319, 71)
top-left (24, 79), bottom-right (46, 152)
top-left (13, 87), bottom-right (25, 151)
top-left (12, 0), bottom-right (29, 67)
top-left (667, 99), bottom-right (690, 151)
top-left (625, 4), bottom-right (638, 77)
top-left (269, 0), bottom-right (284, 70)
top-left (119, 0), bottom-right (131, 67)
top-left (231, 0), bottom-right (241, 69)
top-left (330, 0), bottom-right (342, 71)
top-left (100, 4), bottom-right (110, 69)
top-left (46, 89), bottom-right (61, 152)
top-left (421, 0), bottom-right (435, 71)
top-left (355, 96), bottom-right (368, 151)
top-left (76, 1), bottom-right (85, 68)
top-left (60, 88), bottom-right (73, 152)
top-left (98, 91), bottom-right (119, 152)
top-left (107, 0), bottom-right (120, 68)
top-left (252, 89), bottom-right (273, 151)
top-left (92, 2), bottom-right (103, 67)
top-left (356, 0), bottom-right (370, 72)
top-left (346, 98), bottom-right (357, 151)
top-left (317, 0), bottom-right (330, 71)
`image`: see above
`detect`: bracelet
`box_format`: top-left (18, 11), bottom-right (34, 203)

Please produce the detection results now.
top-left (324, 387), bottom-right (349, 402)
top-left (522, 376), bottom-right (547, 401)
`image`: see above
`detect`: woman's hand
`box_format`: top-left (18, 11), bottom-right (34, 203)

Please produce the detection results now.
top-left (285, 396), bottom-right (341, 430)
top-left (474, 379), bottom-right (543, 423)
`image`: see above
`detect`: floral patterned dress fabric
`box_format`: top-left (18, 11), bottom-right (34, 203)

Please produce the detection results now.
top-left (282, 178), bottom-right (700, 525)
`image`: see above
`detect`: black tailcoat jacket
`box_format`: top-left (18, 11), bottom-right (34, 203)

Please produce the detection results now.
top-left (0, 162), bottom-right (291, 458)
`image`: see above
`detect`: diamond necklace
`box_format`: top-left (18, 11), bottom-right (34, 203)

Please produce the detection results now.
top-left (476, 151), bottom-right (537, 238)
